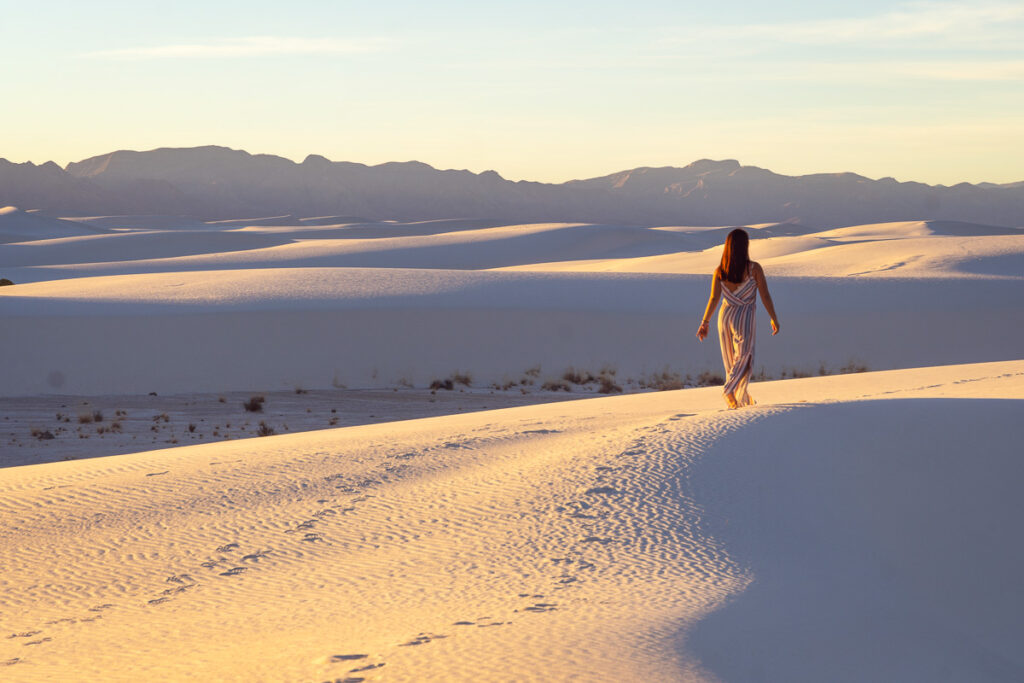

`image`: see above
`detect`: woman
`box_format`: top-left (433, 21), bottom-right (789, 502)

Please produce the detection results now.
top-left (696, 228), bottom-right (780, 408)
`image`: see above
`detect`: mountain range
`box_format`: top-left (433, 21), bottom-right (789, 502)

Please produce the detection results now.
top-left (2, 146), bottom-right (1022, 228)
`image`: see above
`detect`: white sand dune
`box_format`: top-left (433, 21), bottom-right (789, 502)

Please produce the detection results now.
top-left (1, 361), bottom-right (1021, 681)
top-left (0, 206), bottom-right (109, 244)
top-left (1, 216), bottom-right (1021, 396)
top-left (0, 230), bottom-right (288, 268)
top-left (2, 213), bottom-right (1022, 681)
top-left (63, 215), bottom-right (217, 230)
top-left (2, 267), bottom-right (1022, 396)
top-left (496, 221), bottom-right (1024, 278)
top-left (2, 219), bottom-right (1020, 285)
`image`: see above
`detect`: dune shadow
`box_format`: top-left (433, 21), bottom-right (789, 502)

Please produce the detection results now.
top-left (682, 398), bottom-right (1024, 682)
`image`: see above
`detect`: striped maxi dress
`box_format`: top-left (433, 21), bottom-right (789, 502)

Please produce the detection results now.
top-left (718, 265), bottom-right (758, 406)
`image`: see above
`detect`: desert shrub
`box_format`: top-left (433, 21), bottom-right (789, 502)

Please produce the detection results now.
top-left (451, 371), bottom-right (472, 387)
top-left (78, 412), bottom-right (94, 424)
top-left (642, 369), bottom-right (687, 391)
top-left (256, 421), bottom-right (275, 437)
top-left (188, 423), bottom-right (197, 433)
top-left (294, 387), bottom-right (308, 395)
top-left (839, 360), bottom-right (868, 374)
top-left (218, 396), bottom-right (226, 403)
top-left (429, 379), bottom-right (454, 391)
top-left (0, 278), bottom-right (13, 286)
top-left (520, 365), bottom-right (541, 386)
top-left (541, 379), bottom-right (571, 392)
top-left (153, 412), bottom-right (170, 422)
top-left (597, 375), bottom-right (622, 394)
top-left (31, 428), bottom-right (55, 440)
top-left (562, 367), bottom-right (595, 385)
top-left (92, 410), bottom-right (103, 423)
top-left (109, 421), bottom-right (123, 433)
top-left (694, 371), bottom-right (724, 387)
top-left (243, 396), bottom-right (265, 412)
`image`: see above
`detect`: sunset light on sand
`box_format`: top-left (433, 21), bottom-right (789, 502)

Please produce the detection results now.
top-left (1, 1), bottom-right (1023, 681)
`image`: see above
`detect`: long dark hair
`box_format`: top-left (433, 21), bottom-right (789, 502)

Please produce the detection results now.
top-left (717, 228), bottom-right (750, 283)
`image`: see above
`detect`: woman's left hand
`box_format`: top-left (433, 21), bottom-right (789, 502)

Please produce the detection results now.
top-left (696, 321), bottom-right (709, 341)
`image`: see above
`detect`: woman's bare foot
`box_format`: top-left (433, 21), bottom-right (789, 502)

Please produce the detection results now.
top-left (725, 392), bottom-right (739, 409)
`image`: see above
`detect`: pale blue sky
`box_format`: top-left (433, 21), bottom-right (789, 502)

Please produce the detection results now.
top-left (3, 0), bottom-right (1022, 184)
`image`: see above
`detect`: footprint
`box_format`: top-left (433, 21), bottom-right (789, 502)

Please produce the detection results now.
top-left (302, 533), bottom-right (324, 542)
top-left (584, 486), bottom-right (620, 495)
top-left (146, 471), bottom-right (169, 477)
top-left (580, 536), bottom-right (613, 544)
top-left (166, 574), bottom-right (195, 584)
top-left (24, 637), bottom-right (53, 646)
top-left (241, 550), bottom-right (272, 562)
top-left (88, 604), bottom-right (115, 612)
top-left (7, 631), bottom-right (40, 639)
top-left (398, 633), bottom-right (447, 647)
top-left (330, 654), bottom-right (368, 662)
top-left (1, 658), bottom-right (20, 666)
top-left (522, 603), bottom-right (557, 613)
top-left (219, 567), bottom-right (247, 577)
top-left (453, 621), bottom-right (475, 626)
top-left (349, 663), bottom-right (385, 673)
top-left (148, 597), bottom-right (171, 606)
top-left (216, 543), bottom-right (240, 553)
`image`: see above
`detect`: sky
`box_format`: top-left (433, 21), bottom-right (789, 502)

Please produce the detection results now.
top-left (2, 0), bottom-right (1022, 185)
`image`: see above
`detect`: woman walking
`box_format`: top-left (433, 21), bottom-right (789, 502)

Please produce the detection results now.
top-left (696, 228), bottom-right (780, 408)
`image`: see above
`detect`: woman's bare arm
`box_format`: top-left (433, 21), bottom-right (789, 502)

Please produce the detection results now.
top-left (696, 273), bottom-right (721, 340)
top-left (752, 262), bottom-right (780, 335)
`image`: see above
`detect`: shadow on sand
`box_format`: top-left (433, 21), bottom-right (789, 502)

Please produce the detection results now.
top-left (682, 398), bottom-right (1024, 683)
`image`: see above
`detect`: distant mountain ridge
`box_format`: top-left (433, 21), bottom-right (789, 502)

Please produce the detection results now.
top-left (1, 145), bottom-right (1022, 228)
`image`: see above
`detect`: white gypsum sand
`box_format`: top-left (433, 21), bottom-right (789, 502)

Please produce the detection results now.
top-left (1, 214), bottom-right (1022, 680)
top-left (0, 361), bottom-right (1021, 681)
top-left (0, 218), bottom-right (1021, 396)
top-left (0, 388), bottom-right (583, 469)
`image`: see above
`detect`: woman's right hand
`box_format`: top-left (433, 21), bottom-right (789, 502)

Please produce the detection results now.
top-left (696, 321), bottom-right (709, 341)
top-left (770, 319), bottom-right (780, 335)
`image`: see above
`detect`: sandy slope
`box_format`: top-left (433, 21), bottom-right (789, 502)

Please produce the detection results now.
top-left (2, 266), bottom-right (1022, 396)
top-left (2, 217), bottom-right (1021, 396)
top-left (2, 220), bottom-right (1019, 285)
top-left (2, 213), bottom-right (1022, 681)
top-left (0, 207), bottom-right (109, 244)
top-left (1, 361), bottom-right (1021, 681)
